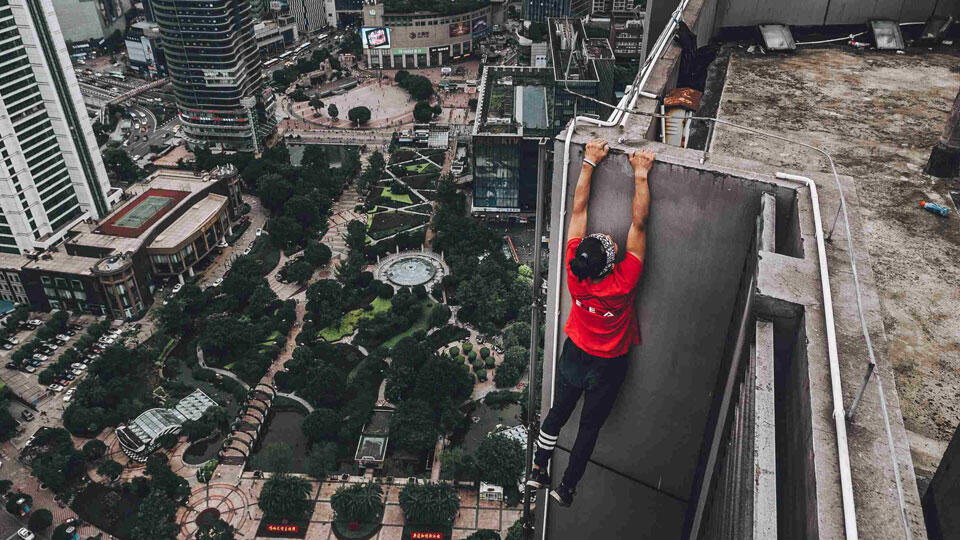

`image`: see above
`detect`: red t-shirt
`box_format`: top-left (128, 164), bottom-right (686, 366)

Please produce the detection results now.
top-left (564, 237), bottom-right (643, 357)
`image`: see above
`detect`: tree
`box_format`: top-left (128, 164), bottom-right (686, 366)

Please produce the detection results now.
top-left (428, 304), bottom-right (451, 328)
top-left (302, 408), bottom-right (340, 443)
top-left (440, 448), bottom-right (476, 482)
top-left (309, 96), bottom-right (325, 112)
top-left (327, 103), bottom-right (339, 120)
top-left (331, 482), bottom-right (384, 523)
top-left (306, 279), bottom-right (345, 328)
top-left (398, 482), bottom-right (459, 526)
top-left (301, 145), bottom-right (329, 171)
top-left (52, 523), bottom-right (75, 540)
top-left (475, 433), bottom-right (524, 490)
top-left (395, 70), bottom-right (410, 84)
top-left (267, 216), bottom-right (305, 249)
top-left (82, 439), bottom-right (107, 461)
top-left (306, 441), bottom-right (338, 479)
top-left (493, 361), bottom-right (521, 388)
top-left (196, 519), bottom-right (236, 540)
top-left (258, 474), bottom-right (312, 520)
top-left (389, 399), bottom-right (438, 454)
top-left (413, 101), bottom-right (436, 123)
top-left (102, 147), bottom-right (143, 183)
top-left (284, 258), bottom-right (314, 285)
top-left (304, 241), bottom-right (332, 267)
top-left (465, 531), bottom-right (501, 540)
top-left (130, 490), bottom-right (179, 540)
top-left (97, 459), bottom-right (123, 480)
top-left (252, 443), bottom-right (293, 474)
top-left (503, 322), bottom-right (531, 350)
top-left (28, 508), bottom-right (52, 531)
top-left (348, 106), bottom-right (372, 125)
top-left (528, 21), bottom-right (548, 41)
top-left (0, 479), bottom-right (12, 497)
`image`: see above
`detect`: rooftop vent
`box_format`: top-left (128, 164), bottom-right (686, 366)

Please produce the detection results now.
top-left (870, 20), bottom-right (905, 50)
top-left (757, 24), bottom-right (796, 51)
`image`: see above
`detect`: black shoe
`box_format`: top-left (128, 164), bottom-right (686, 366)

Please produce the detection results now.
top-left (526, 467), bottom-right (551, 489)
top-left (550, 484), bottom-right (575, 507)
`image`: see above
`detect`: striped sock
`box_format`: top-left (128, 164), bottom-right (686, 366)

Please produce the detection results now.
top-left (537, 431), bottom-right (558, 452)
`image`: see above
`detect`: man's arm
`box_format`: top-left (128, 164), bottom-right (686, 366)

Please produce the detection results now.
top-left (626, 149), bottom-right (655, 263)
top-left (567, 140), bottom-right (610, 240)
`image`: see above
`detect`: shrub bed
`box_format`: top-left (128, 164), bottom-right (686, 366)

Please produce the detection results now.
top-left (367, 212), bottom-right (429, 240)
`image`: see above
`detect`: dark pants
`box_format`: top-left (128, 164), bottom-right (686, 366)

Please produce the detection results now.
top-left (533, 337), bottom-right (629, 490)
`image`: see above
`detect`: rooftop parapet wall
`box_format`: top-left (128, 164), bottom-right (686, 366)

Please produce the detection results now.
top-left (538, 128), bottom-right (925, 538)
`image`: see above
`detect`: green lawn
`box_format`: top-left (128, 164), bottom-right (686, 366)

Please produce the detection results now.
top-left (319, 297), bottom-right (392, 342)
top-left (381, 301), bottom-right (437, 349)
top-left (381, 186), bottom-right (413, 204)
top-left (403, 162), bottom-right (438, 174)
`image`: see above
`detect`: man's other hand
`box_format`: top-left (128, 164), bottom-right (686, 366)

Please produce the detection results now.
top-left (585, 139), bottom-right (610, 165)
top-left (629, 149), bottom-right (656, 176)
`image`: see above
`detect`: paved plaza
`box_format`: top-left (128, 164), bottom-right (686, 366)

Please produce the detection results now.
top-left (292, 80), bottom-right (416, 128)
top-left (178, 475), bottom-right (523, 540)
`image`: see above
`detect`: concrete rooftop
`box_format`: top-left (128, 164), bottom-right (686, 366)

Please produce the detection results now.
top-left (534, 13), bottom-right (952, 537)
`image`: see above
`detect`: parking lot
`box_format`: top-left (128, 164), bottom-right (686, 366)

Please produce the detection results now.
top-left (0, 314), bottom-right (132, 450)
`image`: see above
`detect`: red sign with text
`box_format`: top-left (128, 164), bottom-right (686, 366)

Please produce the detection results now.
top-left (266, 525), bottom-right (300, 533)
top-left (410, 533), bottom-right (443, 540)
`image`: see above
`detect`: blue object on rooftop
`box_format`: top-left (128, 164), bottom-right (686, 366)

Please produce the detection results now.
top-left (0, 300), bottom-right (15, 315)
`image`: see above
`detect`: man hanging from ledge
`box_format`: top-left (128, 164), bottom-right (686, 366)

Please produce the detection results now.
top-left (526, 140), bottom-right (655, 507)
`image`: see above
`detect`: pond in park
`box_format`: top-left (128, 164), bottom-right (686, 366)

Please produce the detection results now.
top-left (183, 433), bottom-right (226, 465)
top-left (249, 410), bottom-right (309, 473)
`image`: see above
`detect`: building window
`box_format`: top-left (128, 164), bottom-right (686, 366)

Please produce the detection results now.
top-left (41, 276), bottom-right (51, 285)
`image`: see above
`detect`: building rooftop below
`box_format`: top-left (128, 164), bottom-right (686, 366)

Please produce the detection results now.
top-left (148, 194), bottom-right (227, 251)
top-left (474, 66), bottom-right (554, 136)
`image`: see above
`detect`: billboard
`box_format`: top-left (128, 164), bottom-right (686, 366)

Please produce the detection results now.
top-left (449, 21), bottom-right (469, 37)
top-left (361, 27), bottom-right (391, 49)
top-left (472, 16), bottom-right (488, 36)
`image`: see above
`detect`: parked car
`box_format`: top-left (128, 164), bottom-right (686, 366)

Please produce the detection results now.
top-left (27, 319), bottom-right (42, 326)
top-left (32, 354), bottom-right (48, 361)
top-left (171, 283), bottom-right (183, 294)
top-left (1, 343), bottom-right (12, 350)
top-left (6, 336), bottom-right (18, 345)
top-left (20, 410), bottom-right (34, 421)
top-left (56, 334), bottom-right (70, 342)
top-left (243, 247), bottom-right (252, 255)
top-left (71, 369), bottom-right (83, 376)
top-left (5, 362), bottom-right (17, 369)
top-left (18, 527), bottom-right (35, 540)
top-left (256, 228), bottom-right (263, 236)
top-left (47, 384), bottom-right (63, 392)
top-left (63, 373), bottom-right (76, 381)
top-left (70, 363), bottom-right (86, 370)
top-left (63, 389), bottom-right (75, 402)
top-left (213, 277), bottom-right (224, 287)
top-left (23, 366), bottom-right (35, 373)
top-left (28, 360), bottom-right (41, 368)
top-left (65, 329), bottom-right (77, 336)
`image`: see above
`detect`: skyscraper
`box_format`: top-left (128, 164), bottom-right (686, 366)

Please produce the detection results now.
top-left (0, 0), bottom-right (113, 255)
top-left (524, 0), bottom-right (569, 23)
top-left (153, 0), bottom-right (277, 152)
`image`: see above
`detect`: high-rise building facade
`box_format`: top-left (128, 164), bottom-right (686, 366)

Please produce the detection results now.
top-left (153, 0), bottom-right (277, 152)
top-left (50, 0), bottom-right (129, 42)
top-left (289, 0), bottom-right (325, 35)
top-left (0, 0), bottom-right (113, 255)
top-left (523, 0), bottom-right (568, 23)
